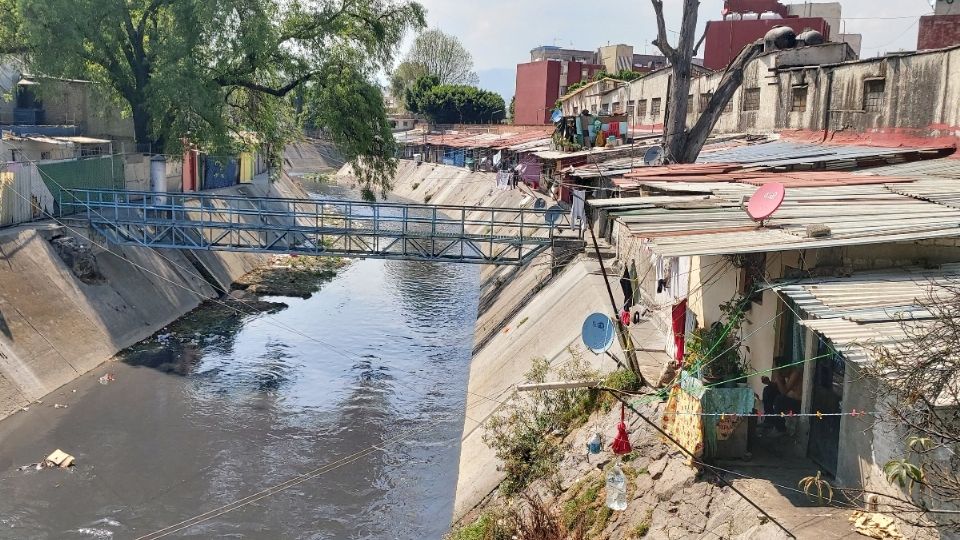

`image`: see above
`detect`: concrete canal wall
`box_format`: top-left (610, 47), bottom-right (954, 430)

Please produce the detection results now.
top-left (0, 174), bottom-right (309, 420)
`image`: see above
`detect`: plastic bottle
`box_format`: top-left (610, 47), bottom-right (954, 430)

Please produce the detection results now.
top-left (606, 462), bottom-right (628, 511)
top-left (587, 433), bottom-right (602, 455)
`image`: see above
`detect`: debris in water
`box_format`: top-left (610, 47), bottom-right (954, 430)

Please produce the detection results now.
top-left (98, 374), bottom-right (116, 385)
top-left (54, 404), bottom-right (68, 409)
top-left (17, 449), bottom-right (76, 471)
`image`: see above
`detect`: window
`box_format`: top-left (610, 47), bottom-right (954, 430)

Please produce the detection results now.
top-left (791, 85), bottom-right (808, 112)
top-left (863, 79), bottom-right (885, 112)
top-left (638, 99), bottom-right (648, 117)
top-left (627, 101), bottom-right (636, 118)
top-left (582, 68), bottom-right (589, 78)
top-left (612, 101), bottom-right (622, 113)
top-left (699, 92), bottom-right (713, 112)
top-left (723, 99), bottom-right (734, 114)
top-left (651, 98), bottom-right (662, 118)
top-left (601, 102), bottom-right (610, 114)
top-left (687, 94), bottom-right (694, 113)
top-left (40, 151), bottom-right (51, 160)
top-left (742, 87), bottom-right (761, 111)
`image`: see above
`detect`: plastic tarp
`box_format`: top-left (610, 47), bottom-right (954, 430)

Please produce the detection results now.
top-left (38, 156), bottom-right (124, 215)
top-left (203, 156), bottom-right (239, 190)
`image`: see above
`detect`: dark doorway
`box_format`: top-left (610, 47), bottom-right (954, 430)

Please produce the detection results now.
top-left (807, 338), bottom-right (845, 476)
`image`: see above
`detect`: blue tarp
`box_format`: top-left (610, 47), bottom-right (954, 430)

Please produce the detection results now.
top-left (203, 156), bottom-right (239, 189)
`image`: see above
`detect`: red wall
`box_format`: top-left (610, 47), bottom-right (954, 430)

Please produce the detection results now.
top-left (918, 15), bottom-right (960, 50)
top-left (703, 17), bottom-right (831, 70)
top-left (514, 61), bottom-right (561, 125)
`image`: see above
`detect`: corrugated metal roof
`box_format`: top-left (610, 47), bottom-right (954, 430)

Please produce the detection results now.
top-left (696, 140), bottom-right (947, 169)
top-left (775, 265), bottom-right (960, 364)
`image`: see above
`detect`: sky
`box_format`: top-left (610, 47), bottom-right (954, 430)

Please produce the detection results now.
top-left (397, 0), bottom-right (936, 102)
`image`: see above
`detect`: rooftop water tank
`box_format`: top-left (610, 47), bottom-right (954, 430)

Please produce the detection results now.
top-left (759, 11), bottom-right (783, 19)
top-left (764, 26), bottom-right (798, 51)
top-left (797, 29), bottom-right (825, 47)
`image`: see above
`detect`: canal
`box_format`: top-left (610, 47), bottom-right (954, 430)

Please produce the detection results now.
top-left (0, 192), bottom-right (481, 539)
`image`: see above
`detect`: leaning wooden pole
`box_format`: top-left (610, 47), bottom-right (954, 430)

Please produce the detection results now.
top-left (588, 223), bottom-right (646, 383)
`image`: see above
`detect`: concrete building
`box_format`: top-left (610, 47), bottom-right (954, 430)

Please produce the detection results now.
top-left (918, 0), bottom-right (960, 50)
top-left (0, 71), bottom-right (134, 142)
top-left (703, 0), bottom-right (862, 70)
top-left (558, 41), bottom-right (960, 144)
top-left (515, 44), bottom-right (673, 125)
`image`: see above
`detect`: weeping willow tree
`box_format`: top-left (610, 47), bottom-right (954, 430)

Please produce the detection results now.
top-left (0, 0), bottom-right (425, 197)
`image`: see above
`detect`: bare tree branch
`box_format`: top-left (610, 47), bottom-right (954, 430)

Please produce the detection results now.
top-left (649, 0), bottom-right (676, 60)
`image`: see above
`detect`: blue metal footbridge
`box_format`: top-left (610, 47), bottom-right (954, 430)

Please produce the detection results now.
top-left (60, 189), bottom-right (576, 266)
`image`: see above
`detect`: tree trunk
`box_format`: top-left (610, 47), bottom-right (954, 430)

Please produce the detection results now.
top-left (655, 0), bottom-right (700, 163)
top-left (131, 100), bottom-right (152, 153)
top-left (679, 41), bottom-right (765, 163)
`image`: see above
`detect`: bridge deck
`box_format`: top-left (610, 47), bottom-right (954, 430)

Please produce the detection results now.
top-left (61, 189), bottom-right (576, 266)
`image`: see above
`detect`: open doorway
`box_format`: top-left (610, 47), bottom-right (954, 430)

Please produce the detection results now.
top-left (807, 338), bottom-right (845, 477)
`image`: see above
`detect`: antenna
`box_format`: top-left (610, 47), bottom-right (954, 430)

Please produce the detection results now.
top-left (746, 182), bottom-right (786, 227)
top-left (644, 145), bottom-right (664, 166)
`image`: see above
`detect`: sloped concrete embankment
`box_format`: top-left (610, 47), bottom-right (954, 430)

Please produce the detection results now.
top-left (0, 175), bottom-right (310, 420)
top-left (337, 161), bottom-right (624, 520)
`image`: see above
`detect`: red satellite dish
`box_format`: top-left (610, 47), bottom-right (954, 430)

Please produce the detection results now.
top-left (747, 182), bottom-right (785, 225)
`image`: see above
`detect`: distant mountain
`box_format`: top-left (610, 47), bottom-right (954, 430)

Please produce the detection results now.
top-left (477, 68), bottom-right (516, 103)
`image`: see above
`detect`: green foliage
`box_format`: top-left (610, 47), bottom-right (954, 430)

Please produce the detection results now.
top-left (408, 77), bottom-right (506, 124)
top-left (686, 294), bottom-right (750, 383)
top-left (448, 511), bottom-right (512, 540)
top-left (561, 475), bottom-right (607, 533)
top-left (883, 459), bottom-right (925, 491)
top-left (483, 350), bottom-right (599, 495)
top-left (614, 69), bottom-right (644, 82)
top-left (6, 0), bottom-right (424, 195)
top-left (404, 74), bottom-right (441, 114)
top-left (389, 60), bottom-right (429, 104)
top-left (304, 59), bottom-right (399, 199)
top-left (508, 96), bottom-right (515, 122)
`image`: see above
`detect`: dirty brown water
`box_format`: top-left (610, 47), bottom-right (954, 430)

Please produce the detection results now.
top-left (0, 187), bottom-right (481, 539)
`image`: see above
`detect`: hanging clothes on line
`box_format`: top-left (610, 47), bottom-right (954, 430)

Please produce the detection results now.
top-left (620, 267), bottom-right (634, 310)
top-left (496, 171), bottom-right (512, 191)
top-left (570, 190), bottom-right (586, 232)
top-left (672, 299), bottom-right (688, 365)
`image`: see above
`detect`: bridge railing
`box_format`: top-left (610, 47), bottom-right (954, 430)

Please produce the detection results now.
top-left (59, 188), bottom-right (574, 265)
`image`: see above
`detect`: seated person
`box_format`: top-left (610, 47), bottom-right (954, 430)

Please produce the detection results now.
top-left (763, 366), bottom-right (802, 434)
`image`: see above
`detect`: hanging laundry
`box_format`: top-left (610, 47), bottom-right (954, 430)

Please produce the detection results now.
top-left (661, 381), bottom-right (704, 463)
top-left (619, 267), bottom-right (633, 310)
top-left (655, 256), bottom-right (666, 293)
top-left (492, 151), bottom-right (502, 167)
top-left (629, 260), bottom-right (640, 306)
top-left (496, 171), bottom-right (512, 191)
top-left (672, 300), bottom-right (688, 365)
top-left (570, 190), bottom-right (586, 231)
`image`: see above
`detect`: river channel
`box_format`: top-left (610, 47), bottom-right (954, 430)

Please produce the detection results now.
top-left (0, 188), bottom-right (481, 539)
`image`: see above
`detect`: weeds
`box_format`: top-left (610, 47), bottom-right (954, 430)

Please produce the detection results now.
top-left (483, 349), bottom-right (599, 495)
top-left (632, 509), bottom-right (653, 538)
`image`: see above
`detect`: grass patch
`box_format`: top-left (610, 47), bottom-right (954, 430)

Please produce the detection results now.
top-left (448, 511), bottom-right (512, 540)
top-left (560, 473), bottom-right (614, 536)
top-left (631, 509), bottom-right (654, 538)
top-left (517, 316), bottom-right (530, 328)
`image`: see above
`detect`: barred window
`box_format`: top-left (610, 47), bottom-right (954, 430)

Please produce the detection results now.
top-left (651, 98), bottom-right (662, 118)
top-left (723, 99), bottom-right (734, 114)
top-left (742, 88), bottom-right (761, 111)
top-left (638, 99), bottom-right (648, 117)
top-left (687, 94), bottom-right (694, 113)
top-left (699, 92), bottom-right (713, 112)
top-left (863, 79), bottom-right (885, 112)
top-left (791, 85), bottom-right (808, 112)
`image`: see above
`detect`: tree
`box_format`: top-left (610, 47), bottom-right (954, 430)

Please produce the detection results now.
top-left (401, 29), bottom-right (478, 86)
top-left (417, 83), bottom-right (505, 124)
top-left (403, 74), bottom-right (441, 115)
top-left (508, 95), bottom-right (515, 123)
top-left (648, 0), bottom-right (763, 163)
top-left (1, 0), bottom-right (425, 195)
top-left (388, 60), bottom-right (428, 105)
top-left (861, 280), bottom-right (960, 533)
